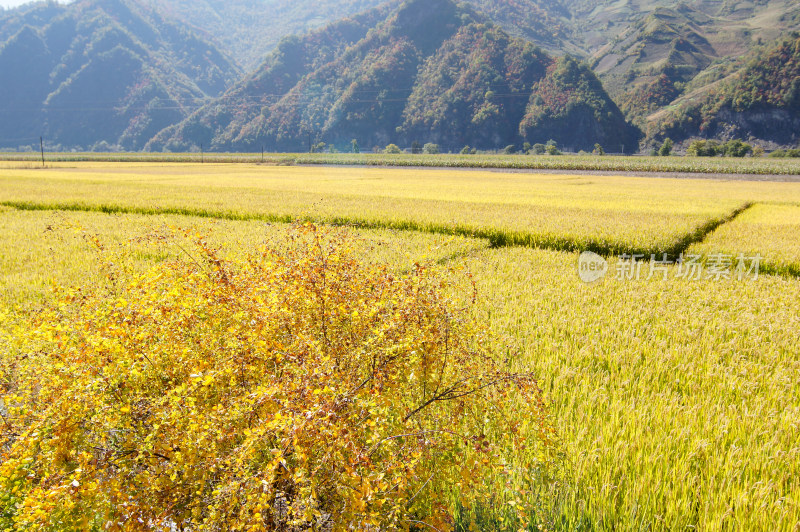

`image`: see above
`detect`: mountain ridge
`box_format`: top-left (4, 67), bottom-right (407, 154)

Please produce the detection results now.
top-left (148, 0), bottom-right (638, 153)
top-left (648, 33), bottom-right (800, 145)
top-left (1, 0), bottom-right (798, 151)
top-left (0, 0), bottom-right (240, 150)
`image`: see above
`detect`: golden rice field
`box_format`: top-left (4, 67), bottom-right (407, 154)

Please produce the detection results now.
top-left (0, 209), bottom-right (486, 306)
top-left (2, 162), bottom-right (800, 254)
top-left (456, 249), bottom-right (800, 529)
top-left (690, 203), bottom-right (800, 276)
top-left (1, 162), bottom-right (799, 530)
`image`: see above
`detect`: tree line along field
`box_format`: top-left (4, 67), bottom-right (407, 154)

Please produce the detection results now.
top-left (3, 152), bottom-right (800, 175)
top-left (1, 162), bottom-right (799, 529)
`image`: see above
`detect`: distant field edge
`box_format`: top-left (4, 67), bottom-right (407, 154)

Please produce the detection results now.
top-left (2, 152), bottom-right (800, 176)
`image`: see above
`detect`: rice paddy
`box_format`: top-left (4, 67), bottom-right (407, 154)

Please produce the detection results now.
top-left (3, 162), bottom-right (800, 255)
top-left (1, 162), bottom-right (799, 530)
top-left (456, 248), bottom-right (800, 529)
top-left (690, 203), bottom-right (800, 277)
top-left (0, 209), bottom-right (485, 306)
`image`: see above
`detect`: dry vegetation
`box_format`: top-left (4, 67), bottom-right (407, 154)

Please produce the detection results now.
top-left (1, 225), bottom-right (554, 530)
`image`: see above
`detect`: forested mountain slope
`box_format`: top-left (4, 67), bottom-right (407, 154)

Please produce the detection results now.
top-left (149, 0), bottom-right (638, 152)
top-left (2, 0), bottom-right (798, 150)
top-left (137, 0), bottom-right (800, 146)
top-left (0, 0), bottom-right (239, 150)
top-left (648, 34), bottom-right (800, 145)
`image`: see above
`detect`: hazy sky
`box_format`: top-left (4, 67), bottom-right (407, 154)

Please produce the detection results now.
top-left (0, 0), bottom-right (30, 7)
top-left (0, 0), bottom-right (71, 8)
top-left (0, 0), bottom-right (37, 8)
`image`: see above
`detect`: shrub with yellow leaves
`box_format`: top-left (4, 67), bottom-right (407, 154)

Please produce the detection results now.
top-left (0, 224), bottom-right (557, 531)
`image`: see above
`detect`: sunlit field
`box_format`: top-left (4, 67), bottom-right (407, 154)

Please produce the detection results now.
top-left (457, 248), bottom-right (800, 529)
top-left (1, 163), bottom-right (799, 530)
top-left (2, 162), bottom-right (800, 255)
top-left (691, 203), bottom-right (800, 276)
top-left (0, 209), bottom-right (485, 306)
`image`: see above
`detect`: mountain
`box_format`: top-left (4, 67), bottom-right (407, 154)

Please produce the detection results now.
top-left (0, 1), bottom-right (65, 43)
top-left (2, 0), bottom-right (797, 151)
top-left (140, 0), bottom-right (392, 71)
top-left (141, 0), bottom-right (800, 147)
top-left (148, 0), bottom-right (638, 153)
top-left (571, 0), bottom-right (800, 134)
top-left (648, 34), bottom-right (800, 145)
top-left (0, 0), bottom-right (240, 151)
top-left (141, 0), bottom-right (581, 71)
top-left (587, 6), bottom-right (718, 122)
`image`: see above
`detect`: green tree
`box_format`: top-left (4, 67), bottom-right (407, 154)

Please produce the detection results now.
top-left (768, 148), bottom-right (800, 157)
top-left (423, 143), bottom-right (440, 154)
top-left (545, 144), bottom-right (561, 155)
top-left (460, 145), bottom-right (472, 154)
top-left (384, 144), bottom-right (402, 154)
top-left (659, 138), bottom-right (673, 156)
top-left (503, 144), bottom-right (517, 155)
top-left (593, 143), bottom-right (605, 155)
top-left (687, 140), bottom-right (704, 156)
top-left (411, 141), bottom-right (423, 154)
top-left (532, 143), bottom-right (546, 155)
top-left (722, 139), bottom-right (753, 157)
top-left (687, 140), bottom-right (721, 157)
top-left (351, 139), bottom-right (360, 154)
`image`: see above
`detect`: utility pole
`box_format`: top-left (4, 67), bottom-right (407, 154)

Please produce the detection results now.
top-left (40, 137), bottom-right (45, 167)
top-left (261, 145), bottom-right (265, 163)
top-left (200, 143), bottom-right (204, 164)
